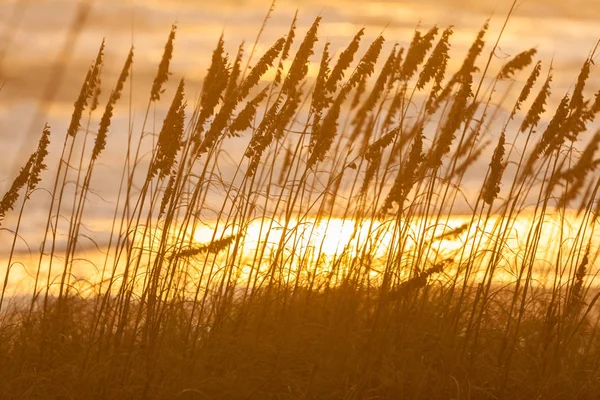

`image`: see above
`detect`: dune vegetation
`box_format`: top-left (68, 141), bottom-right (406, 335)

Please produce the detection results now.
top-left (1, 2), bottom-right (600, 399)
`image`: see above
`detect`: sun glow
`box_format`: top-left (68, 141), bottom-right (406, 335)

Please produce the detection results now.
top-left (2, 212), bottom-right (597, 298)
top-left (188, 212), bottom-right (600, 289)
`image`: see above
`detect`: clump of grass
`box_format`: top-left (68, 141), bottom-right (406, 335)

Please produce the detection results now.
top-left (2, 4), bottom-right (600, 400)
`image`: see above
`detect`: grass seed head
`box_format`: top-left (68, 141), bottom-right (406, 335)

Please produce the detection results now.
top-left (400, 25), bottom-right (438, 82)
top-left (509, 60), bottom-right (541, 120)
top-left (0, 125), bottom-right (51, 223)
top-left (150, 24), bottom-right (176, 102)
top-left (326, 28), bottom-right (364, 93)
top-left (498, 48), bottom-right (537, 80)
top-left (418, 26), bottom-right (453, 91)
top-left (93, 48), bottom-right (133, 161)
top-left (281, 16), bottom-right (321, 98)
top-left (275, 12), bottom-right (298, 85)
top-left (482, 131), bottom-right (506, 205)
top-left (520, 67), bottom-right (552, 133)
top-left (151, 79), bottom-right (186, 180)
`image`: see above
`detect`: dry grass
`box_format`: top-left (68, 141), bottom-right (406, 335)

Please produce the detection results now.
top-left (1, 4), bottom-right (600, 399)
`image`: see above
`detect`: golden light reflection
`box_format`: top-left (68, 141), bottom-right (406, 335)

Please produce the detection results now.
top-left (3, 211), bottom-right (596, 299)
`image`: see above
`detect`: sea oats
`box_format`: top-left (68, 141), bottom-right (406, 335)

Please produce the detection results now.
top-left (230, 87), bottom-right (269, 136)
top-left (457, 20), bottom-right (488, 79)
top-left (520, 67), bottom-right (552, 133)
top-left (88, 39), bottom-right (105, 111)
top-left (559, 131), bottom-right (600, 207)
top-left (274, 12), bottom-right (298, 85)
top-left (498, 48), bottom-right (536, 80)
top-left (150, 24), bottom-right (176, 102)
top-left (351, 46), bottom-right (397, 141)
top-left (422, 28), bottom-right (453, 112)
top-left (570, 57), bottom-right (592, 112)
top-left (326, 29), bottom-right (364, 93)
top-left (366, 126), bottom-right (400, 157)
top-left (67, 41), bottom-right (104, 138)
top-left (362, 126), bottom-right (400, 188)
top-left (349, 35), bottom-right (385, 89)
top-left (482, 132), bottom-right (506, 205)
top-left (561, 58), bottom-right (598, 142)
top-left (428, 72), bottom-right (473, 169)
top-left (159, 171), bottom-right (177, 219)
top-left (0, 159), bottom-right (33, 223)
top-left (432, 21), bottom-right (487, 110)
top-left (28, 125), bottom-right (51, 192)
top-left (93, 48), bottom-right (133, 162)
top-left (418, 26), bottom-right (453, 91)
top-left (538, 93), bottom-right (570, 156)
top-left (350, 35), bottom-right (385, 108)
top-left (238, 37), bottom-right (285, 100)
top-left (0, 125), bottom-right (51, 223)
top-left (400, 25), bottom-right (438, 82)
top-left (564, 104), bottom-right (589, 143)
top-left (66, 68), bottom-right (92, 138)
top-left (430, 223), bottom-right (470, 243)
top-left (245, 99), bottom-right (281, 177)
top-left (281, 16), bottom-right (320, 98)
top-left (308, 87), bottom-right (348, 168)
top-left (151, 79), bottom-right (186, 180)
top-left (171, 235), bottom-right (240, 259)
top-left (398, 28), bottom-right (422, 81)
top-left (196, 34), bottom-right (229, 136)
top-left (311, 41), bottom-right (332, 123)
top-left (381, 126), bottom-right (424, 213)
top-left (509, 61), bottom-right (541, 120)
top-left (5, 13), bottom-right (600, 399)
top-left (224, 42), bottom-right (245, 102)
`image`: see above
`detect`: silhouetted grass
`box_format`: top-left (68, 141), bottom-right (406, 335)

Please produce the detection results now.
top-left (1, 3), bottom-right (600, 399)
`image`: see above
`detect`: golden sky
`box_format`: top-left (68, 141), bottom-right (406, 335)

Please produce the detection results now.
top-left (1, 0), bottom-right (599, 219)
top-left (2, 0), bottom-right (599, 104)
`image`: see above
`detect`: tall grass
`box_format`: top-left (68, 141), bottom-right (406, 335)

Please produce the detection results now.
top-left (1, 7), bottom-right (600, 400)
